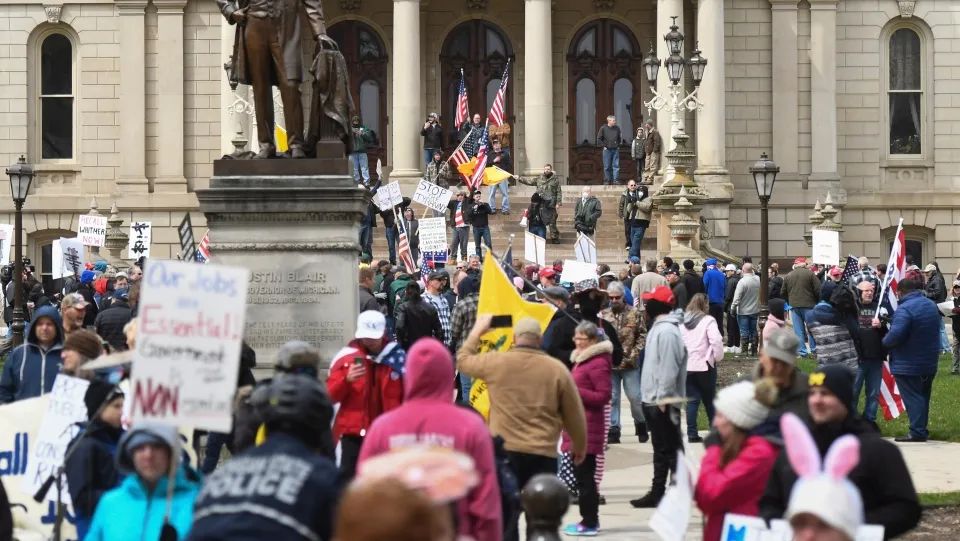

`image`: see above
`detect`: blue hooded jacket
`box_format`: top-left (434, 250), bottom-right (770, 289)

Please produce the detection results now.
top-left (0, 305), bottom-right (64, 403)
top-left (702, 263), bottom-right (726, 305)
top-left (882, 290), bottom-right (941, 376)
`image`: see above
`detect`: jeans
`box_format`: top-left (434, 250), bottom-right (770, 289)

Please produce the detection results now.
top-left (726, 310), bottom-right (740, 347)
top-left (709, 303), bottom-right (725, 338)
top-left (952, 334), bottom-right (960, 373)
top-left (737, 314), bottom-right (759, 342)
top-left (384, 226), bottom-right (397, 264)
top-left (424, 148), bottom-right (438, 170)
top-left (629, 224), bottom-right (647, 260)
top-left (359, 224), bottom-right (372, 256)
top-left (450, 227), bottom-right (469, 261)
top-left (854, 360), bottom-right (883, 422)
top-left (200, 431), bottom-right (231, 474)
top-left (602, 147), bottom-right (620, 183)
top-left (574, 454), bottom-right (600, 528)
top-left (488, 180), bottom-right (510, 211)
top-left (643, 404), bottom-right (682, 495)
top-left (939, 318), bottom-right (950, 351)
top-left (895, 373), bottom-right (934, 439)
top-left (350, 152), bottom-right (370, 184)
top-left (685, 367), bottom-right (717, 439)
top-left (473, 226), bottom-right (492, 257)
top-left (635, 155), bottom-right (645, 181)
top-left (610, 368), bottom-right (644, 429)
top-left (339, 434), bottom-right (364, 481)
top-left (459, 372), bottom-right (473, 402)
top-left (505, 451), bottom-right (557, 541)
top-left (790, 307), bottom-right (816, 355)
top-left (529, 225), bottom-right (547, 239)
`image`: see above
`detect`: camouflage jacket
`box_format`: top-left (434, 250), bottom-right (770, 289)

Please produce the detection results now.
top-left (519, 172), bottom-right (562, 206)
top-left (600, 305), bottom-right (645, 370)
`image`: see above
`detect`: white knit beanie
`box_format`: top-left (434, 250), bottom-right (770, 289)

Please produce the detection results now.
top-left (713, 381), bottom-right (770, 430)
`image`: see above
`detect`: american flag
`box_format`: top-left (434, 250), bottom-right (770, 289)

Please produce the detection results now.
top-left (195, 231), bottom-right (210, 263)
top-left (448, 130), bottom-right (473, 186)
top-left (396, 210), bottom-right (417, 274)
top-left (418, 256), bottom-right (434, 288)
top-left (469, 127), bottom-right (490, 190)
top-left (455, 68), bottom-right (469, 128)
top-left (840, 255), bottom-right (860, 284)
top-left (487, 62), bottom-right (510, 127)
top-left (501, 247), bottom-right (518, 279)
top-left (877, 218), bottom-right (907, 420)
top-left (373, 341), bottom-right (407, 376)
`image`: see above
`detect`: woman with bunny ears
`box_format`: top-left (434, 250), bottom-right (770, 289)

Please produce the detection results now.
top-left (694, 379), bottom-right (780, 541)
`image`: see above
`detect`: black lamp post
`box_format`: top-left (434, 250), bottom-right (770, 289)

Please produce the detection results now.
top-left (6, 155), bottom-right (34, 347)
top-left (750, 152), bottom-right (780, 335)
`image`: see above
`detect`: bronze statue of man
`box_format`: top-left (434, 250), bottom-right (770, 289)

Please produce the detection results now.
top-left (218, 0), bottom-right (335, 158)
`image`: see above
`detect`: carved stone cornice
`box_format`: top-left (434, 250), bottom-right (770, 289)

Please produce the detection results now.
top-left (594, 0), bottom-right (614, 10)
top-left (466, 0), bottom-right (487, 10)
top-left (896, 0), bottom-right (916, 18)
top-left (43, 4), bottom-right (61, 23)
top-left (339, 0), bottom-right (360, 11)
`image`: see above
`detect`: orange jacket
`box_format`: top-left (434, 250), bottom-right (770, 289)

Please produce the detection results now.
top-left (327, 339), bottom-right (404, 442)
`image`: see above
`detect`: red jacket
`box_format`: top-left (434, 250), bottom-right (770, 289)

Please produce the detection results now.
top-left (358, 338), bottom-right (502, 541)
top-left (561, 341), bottom-right (613, 456)
top-left (695, 436), bottom-right (779, 541)
top-left (327, 339), bottom-right (404, 442)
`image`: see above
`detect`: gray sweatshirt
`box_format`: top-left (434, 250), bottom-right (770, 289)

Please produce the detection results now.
top-left (640, 310), bottom-right (688, 405)
top-left (596, 125), bottom-right (623, 149)
top-left (731, 273), bottom-right (761, 315)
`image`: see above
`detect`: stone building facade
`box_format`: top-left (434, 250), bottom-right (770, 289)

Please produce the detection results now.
top-left (0, 0), bottom-right (957, 282)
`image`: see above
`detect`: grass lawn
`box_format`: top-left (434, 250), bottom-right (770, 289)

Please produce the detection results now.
top-left (919, 491), bottom-right (960, 507)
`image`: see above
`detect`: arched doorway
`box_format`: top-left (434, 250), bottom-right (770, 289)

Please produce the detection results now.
top-left (567, 20), bottom-right (644, 184)
top-left (329, 20), bottom-right (388, 181)
top-left (440, 20), bottom-right (515, 149)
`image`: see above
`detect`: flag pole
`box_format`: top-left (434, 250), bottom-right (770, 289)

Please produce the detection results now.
top-left (875, 217), bottom-right (903, 319)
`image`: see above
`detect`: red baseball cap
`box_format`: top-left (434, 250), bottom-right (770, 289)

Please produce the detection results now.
top-left (641, 285), bottom-right (675, 306)
top-left (829, 266), bottom-right (842, 278)
top-left (793, 257), bottom-right (807, 265)
top-left (539, 268), bottom-right (557, 280)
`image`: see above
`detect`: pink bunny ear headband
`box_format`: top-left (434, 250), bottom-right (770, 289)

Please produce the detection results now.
top-left (782, 413), bottom-right (865, 539)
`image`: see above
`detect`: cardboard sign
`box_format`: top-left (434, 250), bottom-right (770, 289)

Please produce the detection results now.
top-left (0, 223), bottom-right (13, 263)
top-left (720, 516), bottom-right (885, 541)
top-left (128, 221), bottom-right (152, 259)
top-left (21, 375), bottom-right (90, 506)
top-left (418, 217), bottom-right (447, 253)
top-left (812, 229), bottom-right (840, 266)
top-left (649, 451), bottom-right (693, 541)
top-left (178, 214), bottom-right (196, 262)
top-left (131, 260), bottom-right (249, 432)
top-left (52, 237), bottom-right (85, 280)
top-left (77, 215), bottom-right (107, 247)
top-left (524, 232), bottom-right (546, 266)
top-left (574, 233), bottom-right (597, 265)
top-left (559, 259), bottom-right (598, 285)
top-left (413, 179), bottom-right (453, 212)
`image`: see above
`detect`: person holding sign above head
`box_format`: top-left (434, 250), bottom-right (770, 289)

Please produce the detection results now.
top-left (0, 305), bottom-right (64, 403)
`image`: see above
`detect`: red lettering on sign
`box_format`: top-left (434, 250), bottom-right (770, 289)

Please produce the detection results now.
top-left (133, 378), bottom-right (180, 417)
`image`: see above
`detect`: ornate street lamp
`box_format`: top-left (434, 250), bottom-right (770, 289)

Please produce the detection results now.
top-left (642, 17), bottom-right (708, 141)
top-left (688, 47), bottom-right (708, 87)
top-left (641, 45), bottom-right (660, 87)
top-left (750, 152), bottom-right (780, 335)
top-left (6, 155), bottom-right (34, 347)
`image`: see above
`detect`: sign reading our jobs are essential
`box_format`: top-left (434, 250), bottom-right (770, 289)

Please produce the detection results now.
top-left (413, 179), bottom-right (453, 212)
top-left (131, 259), bottom-right (249, 433)
top-left (77, 214), bottom-right (107, 247)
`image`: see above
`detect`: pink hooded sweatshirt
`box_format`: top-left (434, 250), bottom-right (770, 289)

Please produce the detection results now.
top-left (358, 338), bottom-right (502, 541)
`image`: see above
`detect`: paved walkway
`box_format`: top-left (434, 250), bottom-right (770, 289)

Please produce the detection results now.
top-left (535, 397), bottom-right (960, 540)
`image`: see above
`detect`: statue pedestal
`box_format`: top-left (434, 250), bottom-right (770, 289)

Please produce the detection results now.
top-left (197, 159), bottom-right (367, 371)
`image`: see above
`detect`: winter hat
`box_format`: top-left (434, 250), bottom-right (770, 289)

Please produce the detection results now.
top-left (713, 380), bottom-right (778, 431)
top-left (275, 340), bottom-right (321, 375)
top-left (513, 317), bottom-right (542, 340)
top-left (765, 328), bottom-right (799, 365)
top-left (113, 288), bottom-right (130, 301)
top-left (93, 260), bottom-right (108, 273)
top-left (117, 421), bottom-right (180, 473)
top-left (724, 263), bottom-right (737, 272)
top-left (783, 413), bottom-right (863, 540)
top-left (819, 279), bottom-right (837, 302)
top-left (768, 298), bottom-right (786, 320)
top-left (705, 258), bottom-right (717, 267)
top-left (63, 329), bottom-right (104, 360)
top-left (542, 286), bottom-right (570, 302)
top-left (80, 270), bottom-right (96, 284)
top-left (512, 276), bottom-right (524, 290)
top-left (808, 364), bottom-right (855, 412)
top-left (84, 380), bottom-right (122, 420)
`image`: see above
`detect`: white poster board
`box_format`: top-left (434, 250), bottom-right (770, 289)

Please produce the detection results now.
top-left (559, 259), bottom-right (598, 285)
top-left (719, 515), bottom-right (885, 541)
top-left (77, 215), bottom-right (107, 247)
top-left (383, 181), bottom-right (403, 207)
top-left (811, 229), bottom-right (840, 267)
top-left (21, 375), bottom-right (90, 505)
top-left (130, 260), bottom-right (249, 432)
top-left (418, 217), bottom-right (447, 252)
top-left (574, 233), bottom-right (597, 265)
top-left (412, 179), bottom-right (453, 212)
top-left (649, 451), bottom-right (693, 541)
top-left (0, 223), bottom-right (13, 263)
top-left (52, 237), bottom-right (85, 280)
top-left (524, 232), bottom-right (546, 266)
top-left (128, 221), bottom-right (152, 259)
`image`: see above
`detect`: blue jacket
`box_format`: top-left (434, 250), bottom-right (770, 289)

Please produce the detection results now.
top-left (85, 465), bottom-right (201, 541)
top-left (703, 267), bottom-right (726, 305)
top-left (0, 305), bottom-right (64, 404)
top-left (63, 420), bottom-right (124, 539)
top-left (882, 291), bottom-right (941, 376)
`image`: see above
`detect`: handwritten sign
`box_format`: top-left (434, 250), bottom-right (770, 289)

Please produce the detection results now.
top-left (524, 232), bottom-right (546, 266)
top-left (131, 259), bottom-right (249, 432)
top-left (22, 375), bottom-right (90, 506)
top-left (574, 233), bottom-right (597, 265)
top-left (413, 179), bottom-right (453, 212)
top-left (559, 259), bottom-right (598, 285)
top-left (419, 217), bottom-right (447, 253)
top-left (812, 229), bottom-right (840, 267)
top-left (382, 181), bottom-right (403, 207)
top-left (0, 223), bottom-right (12, 263)
top-left (720, 516), bottom-right (885, 541)
top-left (52, 237), bottom-right (85, 280)
top-left (77, 215), bottom-right (107, 247)
top-left (128, 221), bottom-right (152, 259)
top-left (178, 214), bottom-right (196, 261)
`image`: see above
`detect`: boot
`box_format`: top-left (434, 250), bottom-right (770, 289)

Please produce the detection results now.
top-left (288, 144), bottom-right (306, 159)
top-left (739, 338), bottom-right (750, 357)
top-left (636, 421), bottom-right (649, 443)
top-left (750, 338), bottom-right (758, 357)
top-left (607, 426), bottom-right (621, 444)
top-left (255, 143), bottom-right (276, 159)
top-left (630, 490), bottom-right (664, 508)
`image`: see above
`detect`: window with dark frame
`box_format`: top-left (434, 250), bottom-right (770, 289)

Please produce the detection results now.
top-left (40, 33), bottom-right (73, 160)
top-left (889, 28), bottom-right (922, 155)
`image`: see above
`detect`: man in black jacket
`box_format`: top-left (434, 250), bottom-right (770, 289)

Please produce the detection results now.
top-left (854, 281), bottom-right (890, 424)
top-left (467, 190), bottom-right (493, 259)
top-left (723, 264), bottom-right (741, 351)
top-left (395, 282), bottom-right (444, 349)
top-left (94, 289), bottom-right (133, 351)
top-left (666, 268), bottom-right (688, 311)
top-left (420, 112), bottom-right (443, 168)
top-left (540, 286), bottom-right (582, 369)
top-left (681, 260), bottom-right (704, 299)
top-left (759, 365), bottom-right (921, 538)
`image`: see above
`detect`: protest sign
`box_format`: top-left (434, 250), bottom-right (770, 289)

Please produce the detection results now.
top-left (412, 179), bottom-right (453, 212)
top-left (128, 221), bottom-right (152, 259)
top-left (52, 237), bottom-right (85, 280)
top-left (418, 217), bottom-right (447, 253)
top-left (524, 232), bottom-right (546, 266)
top-left (131, 260), bottom-right (249, 432)
top-left (22, 375), bottom-right (90, 506)
top-left (649, 451), bottom-right (693, 541)
top-left (178, 213), bottom-right (196, 261)
top-left (812, 229), bottom-right (840, 266)
top-left (559, 259), bottom-right (598, 285)
top-left (574, 233), bottom-right (597, 265)
top-left (0, 223), bottom-right (13, 263)
top-left (383, 181), bottom-right (403, 207)
top-left (77, 215), bottom-right (107, 247)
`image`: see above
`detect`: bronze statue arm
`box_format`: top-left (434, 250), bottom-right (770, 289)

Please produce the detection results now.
top-left (302, 0), bottom-right (328, 39)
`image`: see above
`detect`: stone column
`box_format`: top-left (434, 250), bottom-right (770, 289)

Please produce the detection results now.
top-left (116, 0), bottom-right (148, 192)
top-left (523, 0), bottom-right (553, 176)
top-left (657, 0), bottom-right (683, 154)
top-left (155, 0), bottom-right (188, 192)
top-left (695, 0), bottom-right (727, 179)
top-left (390, 0), bottom-right (422, 182)
top-left (770, 0), bottom-right (800, 176)
top-left (809, 0), bottom-right (839, 180)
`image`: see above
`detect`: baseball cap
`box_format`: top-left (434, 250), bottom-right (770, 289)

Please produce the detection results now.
top-left (764, 328), bottom-right (799, 365)
top-left (664, 267), bottom-right (679, 276)
top-left (513, 317), bottom-right (542, 339)
top-left (641, 285), bottom-right (675, 306)
top-left (428, 270), bottom-right (447, 281)
top-left (793, 257), bottom-right (807, 265)
top-left (953, 280), bottom-right (960, 288)
top-left (923, 263), bottom-right (937, 273)
top-left (355, 310), bottom-right (386, 340)
top-left (829, 266), bottom-right (842, 278)
top-left (542, 285), bottom-right (570, 302)
top-left (705, 258), bottom-right (718, 266)
top-left (61, 292), bottom-right (88, 310)
top-left (538, 267), bottom-right (557, 280)
top-left (724, 263), bottom-right (737, 272)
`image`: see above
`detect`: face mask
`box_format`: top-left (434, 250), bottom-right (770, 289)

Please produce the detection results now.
top-left (581, 192), bottom-right (589, 198)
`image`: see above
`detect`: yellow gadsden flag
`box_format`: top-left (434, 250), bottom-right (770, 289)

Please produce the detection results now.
top-left (469, 251), bottom-right (556, 419)
top-left (456, 159), bottom-right (512, 187)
